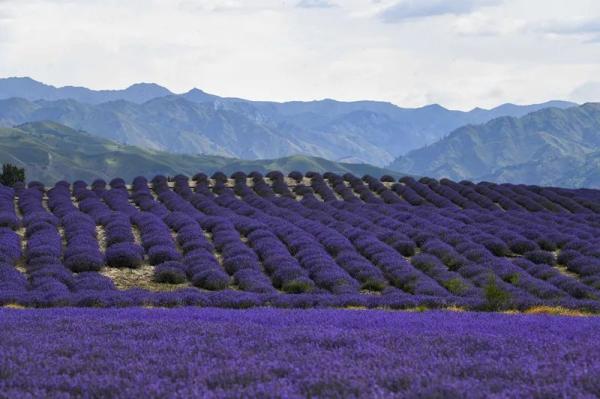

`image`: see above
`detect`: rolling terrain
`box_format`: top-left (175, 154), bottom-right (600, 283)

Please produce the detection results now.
top-left (0, 121), bottom-right (402, 183)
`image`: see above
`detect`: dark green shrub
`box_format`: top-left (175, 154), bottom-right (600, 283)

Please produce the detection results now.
top-left (282, 277), bottom-right (315, 293)
top-left (443, 278), bottom-right (467, 295)
top-left (0, 163), bottom-right (25, 187)
top-left (360, 278), bottom-right (386, 292)
top-left (484, 275), bottom-right (511, 311)
top-left (154, 264), bottom-right (187, 284)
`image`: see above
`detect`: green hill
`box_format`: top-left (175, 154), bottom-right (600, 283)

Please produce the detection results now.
top-left (0, 121), bottom-right (403, 183)
top-left (389, 103), bottom-right (600, 188)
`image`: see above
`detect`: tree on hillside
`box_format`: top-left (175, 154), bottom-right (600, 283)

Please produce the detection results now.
top-left (0, 163), bottom-right (25, 187)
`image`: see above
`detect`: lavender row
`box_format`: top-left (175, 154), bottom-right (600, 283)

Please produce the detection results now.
top-left (1, 172), bottom-right (600, 310)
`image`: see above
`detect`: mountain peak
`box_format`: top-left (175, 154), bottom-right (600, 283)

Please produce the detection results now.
top-left (418, 103), bottom-right (448, 112)
top-left (3, 76), bottom-right (39, 83)
top-left (120, 83), bottom-right (173, 103)
top-left (181, 88), bottom-right (219, 103)
top-left (126, 82), bottom-right (170, 92)
top-left (186, 88), bottom-right (207, 94)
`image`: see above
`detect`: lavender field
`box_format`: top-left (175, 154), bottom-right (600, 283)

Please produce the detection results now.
top-left (1, 308), bottom-right (599, 398)
top-left (1, 171), bottom-right (600, 397)
top-left (1, 172), bottom-right (600, 310)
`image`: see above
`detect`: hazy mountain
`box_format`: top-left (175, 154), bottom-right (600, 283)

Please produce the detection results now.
top-left (0, 97), bottom-right (329, 160)
top-left (389, 103), bottom-right (600, 188)
top-left (479, 152), bottom-right (600, 188)
top-left (0, 77), bottom-right (173, 104)
top-left (0, 77), bottom-right (577, 166)
top-left (0, 121), bottom-right (402, 184)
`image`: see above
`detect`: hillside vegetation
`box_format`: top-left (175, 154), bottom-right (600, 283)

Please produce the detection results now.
top-left (0, 121), bottom-right (402, 183)
top-left (390, 103), bottom-right (600, 188)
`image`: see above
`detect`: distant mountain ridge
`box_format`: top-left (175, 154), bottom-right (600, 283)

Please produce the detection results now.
top-left (389, 103), bottom-right (600, 188)
top-left (0, 77), bottom-right (173, 104)
top-left (0, 121), bottom-right (403, 184)
top-left (0, 77), bottom-right (577, 166)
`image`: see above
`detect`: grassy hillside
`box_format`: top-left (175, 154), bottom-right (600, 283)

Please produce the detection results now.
top-left (389, 103), bottom-right (600, 188)
top-left (0, 121), bottom-right (403, 183)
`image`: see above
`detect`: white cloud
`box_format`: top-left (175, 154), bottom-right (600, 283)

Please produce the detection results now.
top-left (453, 12), bottom-right (525, 36)
top-left (177, 0), bottom-right (285, 13)
top-left (529, 17), bottom-right (600, 45)
top-left (571, 81), bottom-right (600, 103)
top-left (296, 0), bottom-right (336, 8)
top-left (537, 18), bottom-right (600, 35)
top-left (0, 0), bottom-right (599, 110)
top-left (379, 0), bottom-right (501, 22)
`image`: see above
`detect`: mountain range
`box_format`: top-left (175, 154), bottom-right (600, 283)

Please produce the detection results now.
top-left (0, 121), bottom-right (402, 184)
top-left (0, 77), bottom-right (576, 167)
top-left (2, 77), bottom-right (599, 188)
top-left (390, 103), bottom-right (600, 188)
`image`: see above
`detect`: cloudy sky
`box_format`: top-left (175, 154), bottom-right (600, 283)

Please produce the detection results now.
top-left (0, 0), bottom-right (599, 110)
